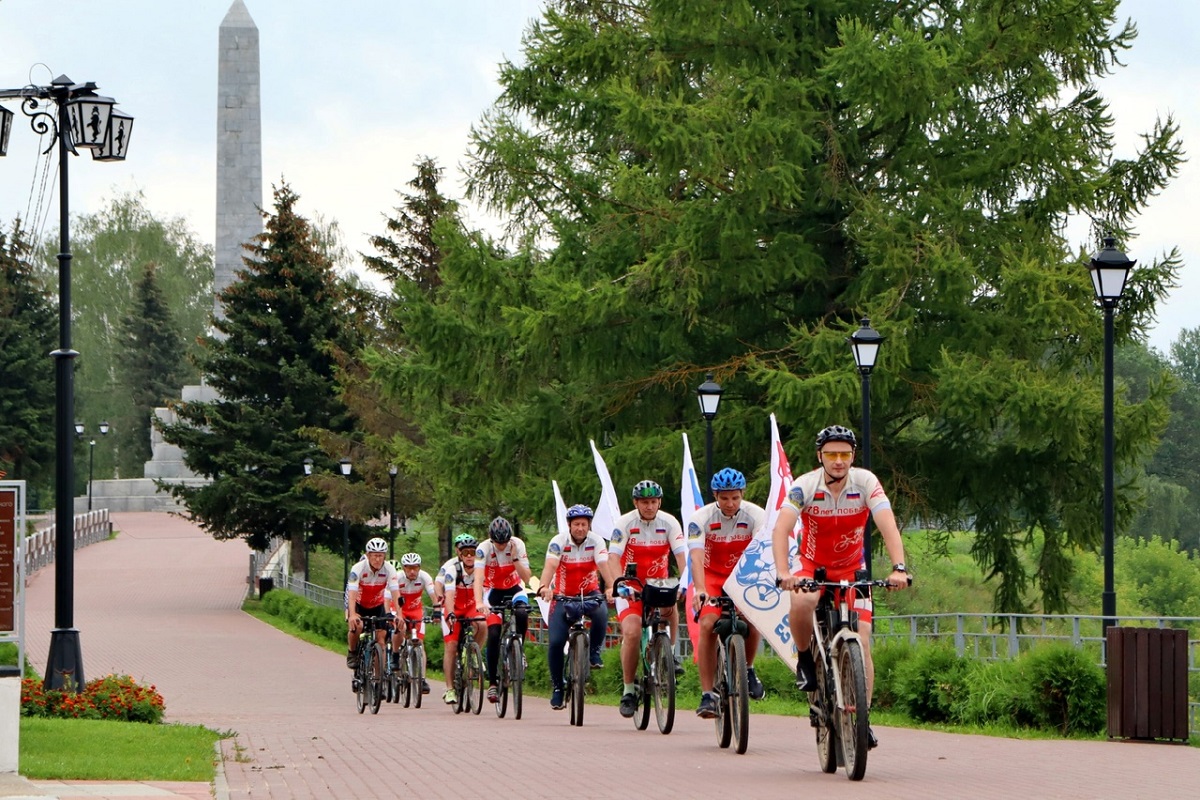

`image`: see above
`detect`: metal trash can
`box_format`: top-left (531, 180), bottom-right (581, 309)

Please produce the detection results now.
top-left (258, 576), bottom-right (274, 598)
top-left (1106, 627), bottom-right (1189, 742)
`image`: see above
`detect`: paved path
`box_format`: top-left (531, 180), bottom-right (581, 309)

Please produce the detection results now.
top-left (9, 513), bottom-right (1200, 799)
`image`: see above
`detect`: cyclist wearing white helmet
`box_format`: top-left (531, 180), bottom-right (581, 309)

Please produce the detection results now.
top-left (772, 425), bottom-right (909, 750)
top-left (434, 534), bottom-right (485, 705)
top-left (346, 537), bottom-right (401, 669)
top-left (688, 467), bottom-right (768, 717)
top-left (391, 552), bottom-right (436, 694)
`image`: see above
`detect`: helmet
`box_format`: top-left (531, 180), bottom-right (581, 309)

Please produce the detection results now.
top-left (453, 534), bottom-right (477, 551)
top-left (365, 537), bottom-right (388, 554)
top-left (710, 468), bottom-right (746, 492)
top-left (400, 552), bottom-right (421, 567)
top-left (488, 516), bottom-right (514, 543)
top-left (565, 504), bottom-right (594, 521)
top-left (815, 425), bottom-right (857, 450)
top-left (631, 480), bottom-right (663, 499)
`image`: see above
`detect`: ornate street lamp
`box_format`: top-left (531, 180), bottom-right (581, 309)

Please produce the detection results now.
top-left (1, 75), bottom-right (133, 691)
top-left (1089, 237), bottom-right (1135, 634)
top-left (696, 373), bottom-right (724, 490)
top-left (339, 457), bottom-right (352, 587)
top-left (388, 464), bottom-right (398, 556)
top-left (848, 318), bottom-right (884, 577)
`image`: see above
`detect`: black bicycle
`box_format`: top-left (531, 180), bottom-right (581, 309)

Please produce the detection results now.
top-left (556, 592), bottom-right (605, 727)
top-left (491, 599), bottom-right (527, 720)
top-left (396, 612), bottom-right (438, 709)
top-left (695, 594), bottom-right (750, 753)
top-left (613, 574), bottom-right (679, 734)
top-left (451, 615), bottom-right (486, 715)
top-left (784, 570), bottom-right (910, 781)
top-left (352, 614), bottom-right (393, 715)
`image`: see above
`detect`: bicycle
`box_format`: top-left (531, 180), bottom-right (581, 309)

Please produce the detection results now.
top-left (694, 594), bottom-right (750, 753)
top-left (449, 614), bottom-right (487, 715)
top-left (490, 598), bottom-right (527, 720)
top-left (554, 592), bottom-right (605, 727)
top-left (351, 614), bottom-right (393, 715)
top-left (784, 569), bottom-right (910, 781)
top-left (613, 574), bottom-right (679, 735)
top-left (395, 612), bottom-right (438, 709)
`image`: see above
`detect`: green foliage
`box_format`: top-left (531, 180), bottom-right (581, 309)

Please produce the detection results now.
top-left (1113, 536), bottom-right (1200, 618)
top-left (951, 657), bottom-right (1034, 727)
top-left (1022, 644), bottom-right (1106, 735)
top-left (892, 643), bottom-right (970, 723)
top-left (19, 717), bottom-right (221, 781)
top-left (261, 587), bottom-right (347, 643)
top-left (869, 640), bottom-right (918, 710)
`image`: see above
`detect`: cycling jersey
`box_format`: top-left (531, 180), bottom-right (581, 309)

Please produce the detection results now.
top-left (784, 466), bottom-right (891, 572)
top-left (395, 569), bottom-right (435, 619)
top-left (435, 557), bottom-right (478, 617)
top-left (609, 509), bottom-right (685, 580)
top-left (475, 538), bottom-right (529, 590)
top-left (687, 500), bottom-right (767, 590)
top-left (346, 557), bottom-right (400, 609)
top-left (545, 531), bottom-right (609, 596)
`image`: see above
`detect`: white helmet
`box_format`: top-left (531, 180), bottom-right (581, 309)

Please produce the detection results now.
top-left (400, 552), bottom-right (421, 566)
top-left (365, 537), bottom-right (388, 554)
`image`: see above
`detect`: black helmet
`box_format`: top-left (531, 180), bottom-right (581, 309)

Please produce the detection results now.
top-left (631, 480), bottom-right (663, 499)
top-left (488, 516), bottom-right (514, 544)
top-left (815, 425), bottom-right (857, 449)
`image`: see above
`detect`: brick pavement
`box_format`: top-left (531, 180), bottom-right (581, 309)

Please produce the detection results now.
top-left (13, 512), bottom-right (1200, 799)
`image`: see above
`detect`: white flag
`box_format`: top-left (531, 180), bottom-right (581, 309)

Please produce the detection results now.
top-left (680, 432), bottom-right (705, 660)
top-left (589, 439), bottom-right (622, 543)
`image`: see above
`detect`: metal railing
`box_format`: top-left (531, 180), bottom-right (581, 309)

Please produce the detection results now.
top-left (23, 509), bottom-right (112, 578)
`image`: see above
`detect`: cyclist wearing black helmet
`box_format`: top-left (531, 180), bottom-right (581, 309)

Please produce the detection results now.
top-left (772, 425), bottom-right (909, 749)
top-left (473, 516), bottom-right (532, 704)
top-left (610, 479), bottom-right (687, 717)
top-left (688, 467), bottom-right (768, 718)
top-left (435, 534), bottom-right (485, 705)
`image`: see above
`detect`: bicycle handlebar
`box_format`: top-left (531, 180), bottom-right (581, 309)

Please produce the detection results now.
top-left (774, 575), bottom-right (913, 591)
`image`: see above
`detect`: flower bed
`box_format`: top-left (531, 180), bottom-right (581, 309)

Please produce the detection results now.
top-left (21, 674), bottom-right (165, 723)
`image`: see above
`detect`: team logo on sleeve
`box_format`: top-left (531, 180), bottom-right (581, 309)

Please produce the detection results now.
top-left (787, 485), bottom-right (804, 506)
top-left (611, 529), bottom-right (623, 544)
top-left (549, 542), bottom-right (562, 555)
top-left (349, 570), bottom-right (360, 581)
top-left (475, 547), bottom-right (485, 559)
top-left (687, 522), bottom-right (702, 540)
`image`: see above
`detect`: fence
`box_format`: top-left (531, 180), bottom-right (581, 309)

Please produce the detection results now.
top-left (23, 510), bottom-right (112, 578)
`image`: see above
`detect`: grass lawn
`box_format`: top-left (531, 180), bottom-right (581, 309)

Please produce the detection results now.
top-left (19, 717), bottom-right (225, 781)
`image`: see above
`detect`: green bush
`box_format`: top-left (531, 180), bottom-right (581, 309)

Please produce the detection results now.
top-left (952, 657), bottom-right (1034, 727)
top-left (892, 643), bottom-right (969, 723)
top-left (870, 640), bottom-right (917, 710)
top-left (1021, 644), bottom-right (1105, 735)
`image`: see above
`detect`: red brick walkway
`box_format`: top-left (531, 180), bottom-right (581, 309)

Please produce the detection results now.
top-left (15, 513), bottom-right (1200, 799)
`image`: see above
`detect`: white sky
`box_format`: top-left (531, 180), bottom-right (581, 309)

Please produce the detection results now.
top-left (0, 0), bottom-right (1195, 353)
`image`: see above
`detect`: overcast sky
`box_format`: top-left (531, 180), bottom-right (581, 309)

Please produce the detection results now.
top-left (1, 0), bottom-right (1195, 352)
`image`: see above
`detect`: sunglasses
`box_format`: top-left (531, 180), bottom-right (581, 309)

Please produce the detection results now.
top-left (820, 451), bottom-right (854, 462)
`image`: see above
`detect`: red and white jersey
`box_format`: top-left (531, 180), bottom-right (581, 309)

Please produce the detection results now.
top-left (687, 500), bottom-right (767, 583)
top-left (546, 532), bottom-right (608, 596)
top-left (784, 466), bottom-right (891, 572)
top-left (435, 557), bottom-right (478, 616)
top-left (609, 509), bottom-right (685, 580)
top-left (346, 558), bottom-right (400, 609)
top-left (394, 569), bottom-right (435, 617)
top-left (475, 539), bottom-right (529, 590)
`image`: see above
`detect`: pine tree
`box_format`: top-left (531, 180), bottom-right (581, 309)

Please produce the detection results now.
top-left (157, 183), bottom-right (361, 551)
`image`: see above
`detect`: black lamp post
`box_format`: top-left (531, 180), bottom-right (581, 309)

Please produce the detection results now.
top-left (848, 318), bottom-right (884, 576)
top-left (340, 457), bottom-right (352, 587)
top-left (388, 464), bottom-right (398, 556)
top-left (1088, 237), bottom-right (1135, 634)
top-left (696, 372), bottom-right (724, 490)
top-left (2, 77), bottom-right (132, 690)
top-left (75, 421), bottom-right (110, 512)
top-left (302, 457), bottom-right (314, 577)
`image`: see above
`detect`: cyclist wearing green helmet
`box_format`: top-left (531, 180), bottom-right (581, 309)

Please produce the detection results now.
top-left (610, 480), bottom-right (687, 718)
top-left (434, 533), bottom-right (485, 705)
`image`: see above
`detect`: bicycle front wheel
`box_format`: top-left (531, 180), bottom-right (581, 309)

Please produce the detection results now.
top-left (409, 645), bottom-right (424, 710)
top-left (467, 641), bottom-right (485, 715)
top-left (650, 632), bottom-right (675, 734)
top-left (496, 648), bottom-right (509, 719)
top-left (354, 646), bottom-right (367, 714)
top-left (569, 632), bottom-right (589, 726)
top-left (508, 638), bottom-right (524, 720)
top-left (837, 638), bottom-right (870, 781)
top-left (368, 643), bottom-right (385, 714)
top-left (812, 644), bottom-right (837, 774)
top-left (727, 634), bottom-right (749, 754)
top-left (399, 645), bottom-right (413, 708)
top-left (714, 641), bottom-right (731, 748)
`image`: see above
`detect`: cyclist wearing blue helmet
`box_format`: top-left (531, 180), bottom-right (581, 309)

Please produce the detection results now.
top-left (688, 467), bottom-right (768, 717)
top-left (536, 503), bottom-right (613, 710)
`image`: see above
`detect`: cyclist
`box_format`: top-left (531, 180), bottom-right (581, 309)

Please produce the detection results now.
top-left (536, 503), bottom-right (613, 710)
top-left (393, 552), bottom-right (436, 694)
top-left (610, 479), bottom-right (687, 718)
top-left (771, 425), bottom-right (909, 749)
top-left (346, 537), bottom-right (401, 669)
top-left (434, 534), bottom-right (486, 705)
top-left (473, 516), bottom-right (533, 704)
top-left (688, 467), bottom-right (768, 718)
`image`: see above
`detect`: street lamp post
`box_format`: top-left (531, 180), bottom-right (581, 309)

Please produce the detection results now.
top-left (1088, 237), bottom-right (1135, 634)
top-left (849, 318), bottom-right (884, 577)
top-left (340, 457), bottom-right (352, 588)
top-left (388, 464), bottom-right (398, 556)
top-left (696, 373), bottom-right (724, 489)
top-left (2, 76), bottom-right (133, 691)
top-left (302, 457), bottom-right (314, 576)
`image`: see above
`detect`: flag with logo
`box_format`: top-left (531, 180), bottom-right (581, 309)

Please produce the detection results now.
top-left (680, 432), bottom-right (705, 662)
top-left (589, 439), bottom-right (622, 543)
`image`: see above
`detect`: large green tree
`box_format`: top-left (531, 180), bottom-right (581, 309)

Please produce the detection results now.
top-left (157, 183), bottom-right (361, 551)
top-left (377, 0), bottom-right (1184, 612)
top-left (0, 221), bottom-right (56, 492)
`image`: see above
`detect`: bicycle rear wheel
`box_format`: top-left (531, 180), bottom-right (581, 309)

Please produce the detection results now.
top-left (399, 645), bottom-right (413, 708)
top-left (727, 634), bottom-right (749, 754)
top-left (354, 646), bottom-right (367, 714)
top-left (837, 638), bottom-right (870, 781)
top-left (569, 632), bottom-right (588, 726)
top-left (509, 638), bottom-right (524, 720)
top-left (409, 645), bottom-right (424, 710)
top-left (467, 641), bottom-right (485, 715)
top-left (812, 644), bottom-right (837, 774)
top-left (714, 641), bottom-right (732, 748)
top-left (496, 648), bottom-right (509, 719)
top-left (650, 632), bottom-right (675, 734)
top-left (453, 657), bottom-right (465, 715)
top-left (369, 643), bottom-right (385, 714)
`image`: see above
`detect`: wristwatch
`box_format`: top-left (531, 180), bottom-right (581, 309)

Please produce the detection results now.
top-left (892, 563), bottom-right (907, 573)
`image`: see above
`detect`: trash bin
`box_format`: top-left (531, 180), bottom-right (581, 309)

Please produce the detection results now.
top-left (1106, 627), bottom-right (1189, 742)
top-left (258, 576), bottom-right (274, 598)
top-left (0, 664), bottom-right (20, 772)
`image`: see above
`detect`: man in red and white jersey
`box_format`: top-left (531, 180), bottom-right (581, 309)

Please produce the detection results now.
top-left (772, 425), bottom-right (909, 749)
top-left (345, 537), bottom-right (401, 669)
top-left (391, 552), bottom-right (436, 694)
top-left (610, 479), bottom-right (686, 718)
top-left (688, 467), bottom-right (768, 718)
top-left (536, 503), bottom-right (613, 710)
top-left (473, 516), bottom-right (533, 703)
top-left (434, 534), bottom-right (486, 705)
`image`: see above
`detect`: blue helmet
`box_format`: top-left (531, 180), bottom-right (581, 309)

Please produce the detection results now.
top-left (565, 504), bottom-right (594, 521)
top-left (710, 468), bottom-right (746, 492)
